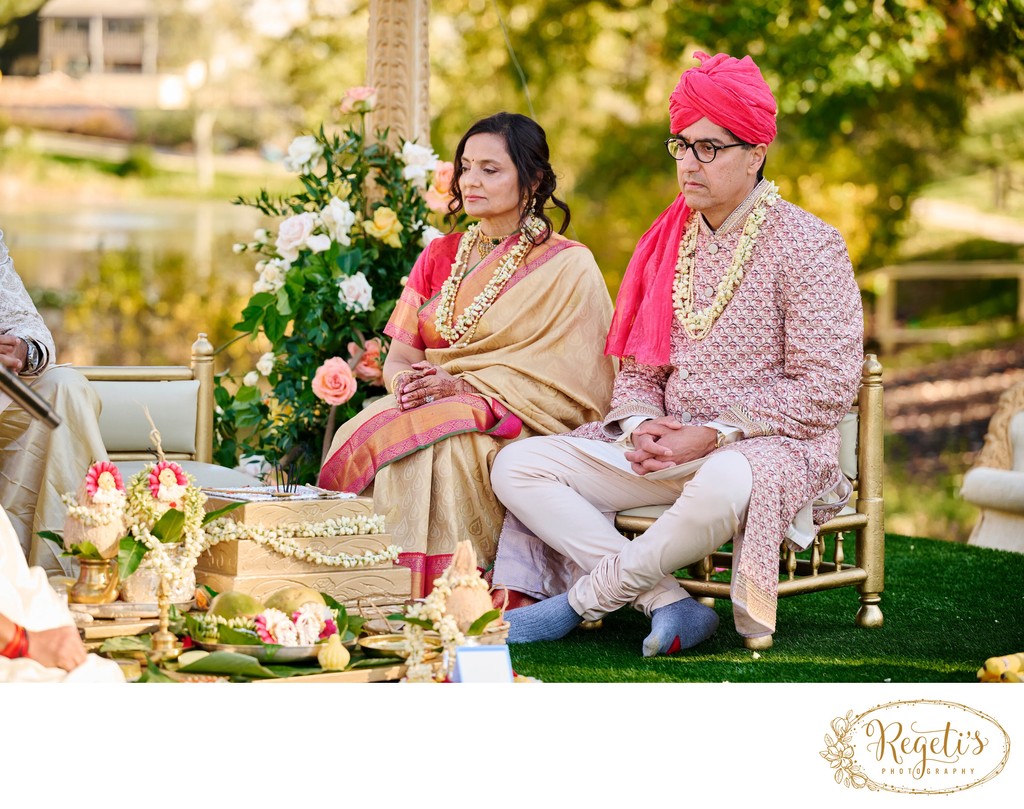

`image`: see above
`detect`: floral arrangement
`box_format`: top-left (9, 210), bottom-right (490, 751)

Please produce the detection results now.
top-left (390, 541), bottom-right (503, 683)
top-left (216, 86), bottom-right (460, 483)
top-left (46, 459), bottom-right (401, 604)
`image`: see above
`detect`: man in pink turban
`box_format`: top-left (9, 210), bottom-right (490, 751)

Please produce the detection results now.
top-left (490, 52), bottom-right (864, 655)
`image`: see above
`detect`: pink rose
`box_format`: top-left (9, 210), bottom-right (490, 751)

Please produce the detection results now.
top-left (348, 338), bottom-right (384, 385)
top-left (339, 86), bottom-right (378, 114)
top-left (312, 357), bottom-right (357, 405)
top-left (423, 161), bottom-right (455, 212)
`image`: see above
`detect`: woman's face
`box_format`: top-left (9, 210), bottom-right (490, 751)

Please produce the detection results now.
top-left (458, 133), bottom-right (523, 234)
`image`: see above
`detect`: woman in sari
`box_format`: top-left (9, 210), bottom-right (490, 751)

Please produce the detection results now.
top-left (319, 113), bottom-right (615, 597)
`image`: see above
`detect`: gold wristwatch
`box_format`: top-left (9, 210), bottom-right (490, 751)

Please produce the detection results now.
top-left (715, 428), bottom-right (741, 449)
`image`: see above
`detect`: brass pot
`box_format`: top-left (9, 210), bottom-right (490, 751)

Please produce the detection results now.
top-left (69, 558), bottom-right (120, 604)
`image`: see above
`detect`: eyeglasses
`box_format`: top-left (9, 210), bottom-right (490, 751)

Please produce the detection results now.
top-left (664, 136), bottom-right (750, 163)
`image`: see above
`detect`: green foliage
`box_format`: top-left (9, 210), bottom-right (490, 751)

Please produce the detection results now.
top-left (214, 108), bottom-right (453, 483)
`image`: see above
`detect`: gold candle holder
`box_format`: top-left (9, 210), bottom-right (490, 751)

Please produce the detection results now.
top-left (148, 576), bottom-right (181, 663)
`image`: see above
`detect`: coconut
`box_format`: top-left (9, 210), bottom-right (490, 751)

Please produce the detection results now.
top-left (208, 591), bottom-right (265, 620)
top-left (62, 481), bottom-right (125, 559)
top-left (442, 541), bottom-right (497, 633)
top-left (265, 585), bottom-right (326, 615)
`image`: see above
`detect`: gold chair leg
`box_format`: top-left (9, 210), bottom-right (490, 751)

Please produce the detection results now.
top-left (855, 592), bottom-right (884, 628)
top-left (744, 634), bottom-right (773, 651)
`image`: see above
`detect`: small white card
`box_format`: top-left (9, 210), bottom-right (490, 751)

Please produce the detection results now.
top-left (451, 645), bottom-right (514, 683)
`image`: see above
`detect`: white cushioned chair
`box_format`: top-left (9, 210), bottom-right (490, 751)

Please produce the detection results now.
top-left (74, 334), bottom-right (261, 488)
top-left (615, 355), bottom-right (886, 649)
top-left (961, 381), bottom-right (1024, 553)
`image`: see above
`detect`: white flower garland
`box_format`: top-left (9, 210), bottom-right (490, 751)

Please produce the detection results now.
top-left (672, 182), bottom-right (780, 339)
top-left (60, 492), bottom-right (125, 528)
top-left (433, 223), bottom-right (533, 347)
top-left (201, 515), bottom-right (398, 569)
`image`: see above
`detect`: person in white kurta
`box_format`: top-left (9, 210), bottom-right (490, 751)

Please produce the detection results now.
top-left (0, 505), bottom-right (124, 682)
top-left (0, 228), bottom-right (109, 574)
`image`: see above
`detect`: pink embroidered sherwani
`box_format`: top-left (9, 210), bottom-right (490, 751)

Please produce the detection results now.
top-left (491, 184), bottom-right (864, 637)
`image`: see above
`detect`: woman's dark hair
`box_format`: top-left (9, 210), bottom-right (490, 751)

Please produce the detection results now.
top-left (447, 112), bottom-right (570, 243)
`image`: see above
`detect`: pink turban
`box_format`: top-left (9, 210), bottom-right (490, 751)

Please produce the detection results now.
top-left (605, 52), bottom-right (777, 364)
top-left (668, 51), bottom-right (777, 144)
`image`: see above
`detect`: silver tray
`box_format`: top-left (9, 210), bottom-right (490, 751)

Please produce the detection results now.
top-left (69, 599), bottom-right (195, 619)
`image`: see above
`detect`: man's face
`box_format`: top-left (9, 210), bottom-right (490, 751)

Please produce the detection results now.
top-left (674, 117), bottom-right (767, 228)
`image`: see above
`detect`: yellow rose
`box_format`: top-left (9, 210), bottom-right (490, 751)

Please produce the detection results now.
top-left (363, 206), bottom-right (403, 248)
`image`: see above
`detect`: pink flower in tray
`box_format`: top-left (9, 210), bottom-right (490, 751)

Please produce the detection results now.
top-left (149, 461), bottom-right (188, 504)
top-left (85, 461), bottom-right (124, 503)
top-left (255, 609), bottom-right (300, 646)
top-left (311, 357), bottom-right (357, 405)
top-left (320, 617), bottom-right (338, 640)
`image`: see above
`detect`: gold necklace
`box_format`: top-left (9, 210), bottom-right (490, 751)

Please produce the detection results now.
top-left (671, 182), bottom-right (780, 340)
top-left (434, 221), bottom-right (537, 346)
top-left (477, 231), bottom-right (516, 259)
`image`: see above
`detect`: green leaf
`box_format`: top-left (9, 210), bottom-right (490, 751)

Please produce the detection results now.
top-left (185, 612), bottom-right (214, 642)
top-left (394, 615), bottom-right (433, 630)
top-left (202, 500), bottom-right (245, 526)
top-left (117, 536), bottom-right (149, 581)
top-left (137, 660), bottom-right (177, 683)
top-left (150, 508), bottom-right (185, 544)
top-left (466, 610), bottom-right (501, 636)
top-left (71, 541), bottom-right (104, 560)
top-left (100, 635), bottom-right (152, 654)
top-left (217, 626), bottom-right (262, 645)
top-left (37, 530), bottom-right (65, 551)
top-left (177, 651), bottom-right (279, 679)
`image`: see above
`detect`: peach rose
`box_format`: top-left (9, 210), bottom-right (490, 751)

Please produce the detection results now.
top-left (339, 86), bottom-right (378, 114)
top-left (348, 338), bottom-right (384, 385)
top-left (312, 357), bottom-right (357, 405)
top-left (423, 161), bottom-right (455, 212)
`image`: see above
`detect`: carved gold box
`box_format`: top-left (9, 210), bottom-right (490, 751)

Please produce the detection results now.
top-left (197, 532), bottom-right (395, 577)
top-left (195, 565), bottom-right (412, 609)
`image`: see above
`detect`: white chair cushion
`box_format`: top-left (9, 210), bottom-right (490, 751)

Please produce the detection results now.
top-left (961, 467), bottom-right (1024, 513)
top-left (113, 461), bottom-right (262, 489)
top-left (90, 380), bottom-right (199, 454)
top-left (838, 409), bottom-right (858, 481)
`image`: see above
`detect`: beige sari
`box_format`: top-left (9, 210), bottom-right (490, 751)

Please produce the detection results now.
top-left (320, 232), bottom-right (615, 596)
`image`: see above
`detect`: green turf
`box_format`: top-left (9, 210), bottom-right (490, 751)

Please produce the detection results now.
top-left (506, 534), bottom-right (1024, 683)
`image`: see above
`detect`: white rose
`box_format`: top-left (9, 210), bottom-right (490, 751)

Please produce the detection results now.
top-left (293, 605), bottom-right (325, 645)
top-left (254, 228), bottom-right (270, 242)
top-left (282, 135), bottom-right (324, 173)
top-left (256, 352), bottom-right (275, 376)
top-left (306, 233), bottom-right (331, 253)
top-left (275, 212), bottom-right (317, 262)
top-left (252, 259), bottom-right (287, 294)
top-left (243, 371), bottom-right (259, 387)
top-left (400, 141), bottom-right (439, 188)
top-left (337, 271), bottom-right (374, 313)
top-left (420, 225), bottom-right (443, 247)
top-left (320, 197), bottom-right (356, 246)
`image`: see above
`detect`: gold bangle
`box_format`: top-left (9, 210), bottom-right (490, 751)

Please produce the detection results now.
top-left (389, 370), bottom-right (413, 394)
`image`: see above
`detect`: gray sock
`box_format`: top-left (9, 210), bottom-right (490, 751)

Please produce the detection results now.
top-left (642, 598), bottom-right (719, 657)
top-left (506, 593), bottom-right (582, 643)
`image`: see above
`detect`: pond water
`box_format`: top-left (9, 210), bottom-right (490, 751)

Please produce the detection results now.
top-left (0, 198), bottom-right (265, 370)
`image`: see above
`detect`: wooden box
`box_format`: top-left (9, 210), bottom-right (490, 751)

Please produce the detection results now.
top-left (195, 565), bottom-right (412, 609)
top-left (197, 532), bottom-right (396, 577)
top-left (203, 489), bottom-right (377, 527)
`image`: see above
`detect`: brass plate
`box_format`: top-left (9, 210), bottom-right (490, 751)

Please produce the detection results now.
top-left (357, 633), bottom-right (441, 659)
top-left (196, 634), bottom-right (358, 664)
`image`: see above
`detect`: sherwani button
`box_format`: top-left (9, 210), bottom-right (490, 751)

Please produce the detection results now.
top-left (708, 243), bottom-right (719, 255)
top-left (678, 368), bottom-right (690, 380)
top-left (703, 286), bottom-right (715, 298)
top-left (680, 412), bottom-right (692, 422)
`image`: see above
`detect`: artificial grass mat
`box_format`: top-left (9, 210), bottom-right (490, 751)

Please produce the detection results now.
top-left (506, 533), bottom-right (1024, 683)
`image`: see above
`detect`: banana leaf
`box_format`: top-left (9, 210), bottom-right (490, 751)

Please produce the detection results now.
top-left (176, 650), bottom-right (279, 679)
